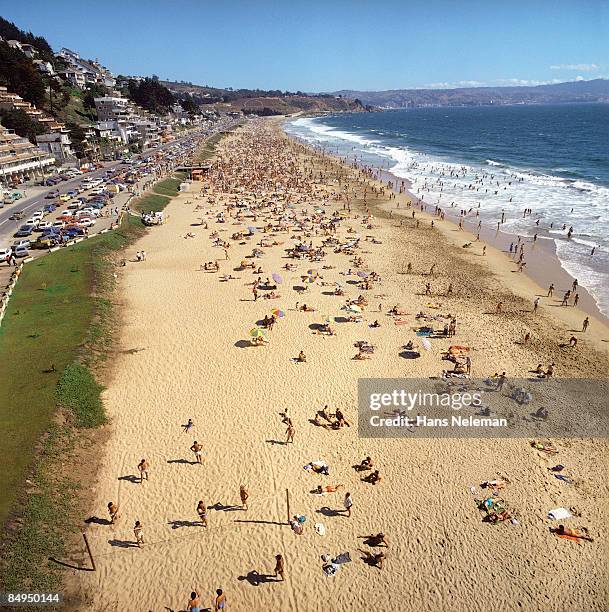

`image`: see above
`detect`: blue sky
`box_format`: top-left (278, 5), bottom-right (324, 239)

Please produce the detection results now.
top-left (2, 0), bottom-right (608, 91)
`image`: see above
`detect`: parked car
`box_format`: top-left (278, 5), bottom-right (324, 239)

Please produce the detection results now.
top-left (25, 218), bottom-right (40, 227)
top-left (63, 227), bottom-right (85, 238)
top-left (12, 239), bottom-right (31, 249)
top-left (67, 200), bottom-right (82, 210)
top-left (34, 221), bottom-right (53, 232)
top-left (43, 204), bottom-right (56, 213)
top-left (45, 190), bottom-right (59, 199)
top-left (12, 245), bottom-right (29, 258)
top-left (0, 247), bottom-right (11, 260)
top-left (32, 236), bottom-right (58, 249)
top-left (59, 194), bottom-right (71, 202)
top-left (14, 224), bottom-right (34, 237)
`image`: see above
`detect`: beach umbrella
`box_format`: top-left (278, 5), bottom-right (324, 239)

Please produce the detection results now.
top-left (272, 272), bottom-right (283, 284)
top-left (421, 338), bottom-right (432, 351)
top-left (249, 327), bottom-right (267, 339)
top-left (307, 269), bottom-right (319, 277)
top-left (303, 275), bottom-right (317, 283)
top-left (356, 271), bottom-right (369, 278)
top-left (346, 304), bottom-right (362, 313)
top-left (247, 226), bottom-right (258, 233)
top-left (323, 315), bottom-right (335, 324)
top-left (272, 308), bottom-right (285, 318)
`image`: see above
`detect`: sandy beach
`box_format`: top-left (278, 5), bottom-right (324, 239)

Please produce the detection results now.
top-left (69, 120), bottom-right (609, 612)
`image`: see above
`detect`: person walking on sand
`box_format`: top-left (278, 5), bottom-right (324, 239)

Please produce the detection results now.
top-left (183, 418), bottom-right (194, 433)
top-left (547, 283), bottom-right (554, 297)
top-left (187, 590), bottom-right (202, 612)
top-left (134, 521), bottom-right (144, 547)
top-left (215, 589), bottom-right (227, 611)
top-left (533, 297), bottom-right (539, 313)
top-left (107, 501), bottom-right (119, 524)
top-left (138, 458), bottom-right (150, 483)
top-left (285, 420), bottom-right (295, 444)
top-left (274, 554), bottom-right (285, 581)
top-left (197, 500), bottom-right (208, 527)
top-left (573, 293), bottom-right (579, 307)
top-left (343, 492), bottom-right (353, 517)
top-left (496, 372), bottom-right (507, 391)
top-left (582, 317), bottom-right (589, 332)
top-left (495, 302), bottom-right (503, 314)
top-left (240, 485), bottom-right (249, 510)
top-left (191, 441), bottom-right (203, 464)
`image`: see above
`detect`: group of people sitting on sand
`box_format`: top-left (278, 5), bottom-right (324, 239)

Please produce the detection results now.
top-left (311, 404), bottom-right (351, 429)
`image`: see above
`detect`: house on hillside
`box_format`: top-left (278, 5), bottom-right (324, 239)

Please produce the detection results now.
top-left (33, 59), bottom-right (55, 76)
top-left (35, 128), bottom-right (76, 163)
top-left (59, 69), bottom-right (87, 88)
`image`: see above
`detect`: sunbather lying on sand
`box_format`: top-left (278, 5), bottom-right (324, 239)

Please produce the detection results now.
top-left (551, 525), bottom-right (594, 542)
top-left (362, 470), bottom-right (383, 485)
top-left (355, 456), bottom-right (373, 471)
top-left (313, 484), bottom-right (343, 494)
top-left (530, 440), bottom-right (558, 454)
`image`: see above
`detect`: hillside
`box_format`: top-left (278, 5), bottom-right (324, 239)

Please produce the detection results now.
top-left (334, 78), bottom-right (609, 108)
top-left (162, 81), bottom-right (369, 114)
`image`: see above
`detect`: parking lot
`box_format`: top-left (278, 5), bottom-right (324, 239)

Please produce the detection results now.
top-left (0, 127), bottom-right (216, 299)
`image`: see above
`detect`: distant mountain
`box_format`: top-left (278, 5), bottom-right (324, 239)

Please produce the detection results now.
top-left (161, 81), bottom-right (369, 115)
top-left (333, 79), bottom-right (609, 109)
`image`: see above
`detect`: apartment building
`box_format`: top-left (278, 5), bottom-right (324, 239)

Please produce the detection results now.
top-left (0, 125), bottom-right (55, 184)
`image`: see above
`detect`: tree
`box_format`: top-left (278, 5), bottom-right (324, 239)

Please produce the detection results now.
top-left (0, 108), bottom-right (47, 143)
top-left (83, 83), bottom-right (109, 110)
top-left (0, 41), bottom-right (47, 106)
top-left (126, 78), bottom-right (175, 115)
top-left (0, 16), bottom-right (55, 63)
top-left (66, 122), bottom-right (88, 160)
top-left (179, 96), bottom-right (199, 115)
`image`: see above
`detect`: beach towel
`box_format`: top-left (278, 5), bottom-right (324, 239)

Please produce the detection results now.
top-left (333, 552), bottom-right (352, 564)
top-left (548, 507), bottom-right (572, 521)
top-left (556, 534), bottom-right (581, 543)
top-left (322, 563), bottom-right (339, 576)
top-left (314, 523), bottom-right (326, 536)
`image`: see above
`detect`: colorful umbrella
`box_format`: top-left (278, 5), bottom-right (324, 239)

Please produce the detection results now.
top-left (303, 275), bottom-right (317, 284)
top-left (307, 269), bottom-right (319, 277)
top-left (272, 273), bottom-right (283, 284)
top-left (272, 308), bottom-right (285, 318)
top-left (249, 327), bottom-right (267, 338)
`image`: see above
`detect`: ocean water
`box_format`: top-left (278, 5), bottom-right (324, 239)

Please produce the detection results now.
top-left (285, 105), bottom-right (609, 316)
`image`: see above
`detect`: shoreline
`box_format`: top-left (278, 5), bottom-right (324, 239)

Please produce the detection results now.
top-left (284, 116), bottom-right (609, 328)
top-left (284, 123), bottom-right (609, 335)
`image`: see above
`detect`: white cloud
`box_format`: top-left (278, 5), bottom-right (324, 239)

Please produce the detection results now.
top-left (575, 75), bottom-right (585, 81)
top-left (550, 63), bottom-right (599, 72)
